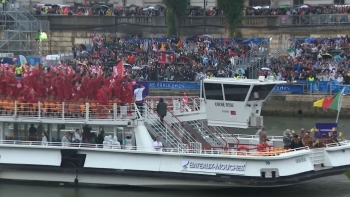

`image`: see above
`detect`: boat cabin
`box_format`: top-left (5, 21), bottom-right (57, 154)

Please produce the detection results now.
top-left (201, 77), bottom-right (286, 128)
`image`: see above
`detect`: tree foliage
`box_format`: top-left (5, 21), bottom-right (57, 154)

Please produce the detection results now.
top-left (164, 0), bottom-right (188, 37)
top-left (217, 0), bottom-right (245, 37)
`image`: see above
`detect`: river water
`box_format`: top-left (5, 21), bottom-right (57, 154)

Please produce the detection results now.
top-left (0, 116), bottom-right (349, 197)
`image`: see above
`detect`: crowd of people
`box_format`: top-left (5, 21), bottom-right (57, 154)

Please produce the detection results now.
top-left (34, 3), bottom-right (221, 17)
top-left (263, 35), bottom-right (350, 84)
top-left (69, 33), bottom-right (268, 82)
top-left (245, 4), bottom-right (350, 16)
top-left (3, 31), bottom-right (350, 104)
top-left (257, 127), bottom-right (339, 152)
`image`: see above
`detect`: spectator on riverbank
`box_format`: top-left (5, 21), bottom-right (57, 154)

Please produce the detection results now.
top-left (264, 35), bottom-right (350, 83)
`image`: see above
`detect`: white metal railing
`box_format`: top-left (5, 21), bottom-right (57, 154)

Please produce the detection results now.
top-left (211, 126), bottom-right (240, 144)
top-left (325, 140), bottom-right (350, 148)
top-left (143, 103), bottom-right (185, 148)
top-left (143, 101), bottom-right (202, 150)
top-left (187, 120), bottom-right (225, 147)
top-left (308, 148), bottom-right (325, 165)
top-left (0, 101), bottom-right (137, 121)
top-left (0, 140), bottom-right (310, 157)
top-left (144, 96), bottom-right (205, 115)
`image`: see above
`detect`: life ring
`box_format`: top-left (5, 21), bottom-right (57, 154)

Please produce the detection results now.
top-left (257, 143), bottom-right (268, 152)
top-left (237, 145), bottom-right (250, 153)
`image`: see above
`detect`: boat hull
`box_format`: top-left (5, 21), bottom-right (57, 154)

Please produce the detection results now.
top-left (0, 164), bottom-right (349, 189)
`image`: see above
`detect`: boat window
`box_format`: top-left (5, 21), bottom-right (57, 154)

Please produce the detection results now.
top-left (248, 84), bottom-right (276, 101)
top-left (223, 84), bottom-right (250, 101)
top-left (204, 83), bottom-right (223, 100)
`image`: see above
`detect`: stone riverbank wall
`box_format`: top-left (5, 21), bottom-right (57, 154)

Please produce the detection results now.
top-left (149, 89), bottom-right (350, 118)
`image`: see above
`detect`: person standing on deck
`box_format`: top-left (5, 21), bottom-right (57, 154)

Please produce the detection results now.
top-left (259, 127), bottom-right (268, 144)
top-left (134, 84), bottom-right (145, 116)
top-left (156, 98), bottom-right (167, 125)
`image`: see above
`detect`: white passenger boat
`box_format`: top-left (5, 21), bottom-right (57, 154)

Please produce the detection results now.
top-left (0, 77), bottom-right (349, 189)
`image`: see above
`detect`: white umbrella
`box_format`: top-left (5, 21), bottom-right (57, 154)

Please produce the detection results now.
top-left (132, 66), bottom-right (141, 70)
top-left (253, 6), bottom-right (261, 10)
top-left (299, 5), bottom-right (309, 8)
top-left (261, 67), bottom-right (270, 71)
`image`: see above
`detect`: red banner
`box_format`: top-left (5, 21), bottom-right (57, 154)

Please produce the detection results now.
top-left (113, 61), bottom-right (124, 77)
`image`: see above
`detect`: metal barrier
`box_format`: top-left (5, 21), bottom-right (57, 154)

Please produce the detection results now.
top-left (280, 14), bottom-right (350, 26)
top-left (0, 139), bottom-right (311, 157)
top-left (0, 101), bottom-right (137, 121)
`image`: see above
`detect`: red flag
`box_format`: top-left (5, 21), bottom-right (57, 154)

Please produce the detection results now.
top-left (127, 55), bottom-right (136, 64)
top-left (113, 61), bottom-right (124, 77)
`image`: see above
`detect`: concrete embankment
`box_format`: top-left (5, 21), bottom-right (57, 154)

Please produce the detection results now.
top-left (149, 89), bottom-right (349, 117)
top-left (262, 95), bottom-right (350, 117)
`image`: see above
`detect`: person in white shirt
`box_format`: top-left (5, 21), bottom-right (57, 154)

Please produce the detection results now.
top-left (153, 136), bottom-right (164, 151)
top-left (134, 84), bottom-right (145, 116)
top-left (72, 129), bottom-right (82, 143)
top-left (62, 131), bottom-right (71, 147)
top-left (41, 132), bottom-right (48, 146)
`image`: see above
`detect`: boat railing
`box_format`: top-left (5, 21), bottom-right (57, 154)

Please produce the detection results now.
top-left (203, 146), bottom-right (310, 156)
top-left (144, 96), bottom-right (204, 115)
top-left (0, 140), bottom-right (310, 156)
top-left (166, 109), bottom-right (207, 147)
top-left (143, 102), bottom-right (193, 149)
top-left (0, 100), bottom-right (138, 121)
top-left (230, 134), bottom-right (284, 140)
top-left (325, 140), bottom-right (350, 148)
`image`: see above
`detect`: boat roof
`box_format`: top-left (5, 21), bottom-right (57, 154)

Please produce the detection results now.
top-left (203, 78), bottom-right (287, 85)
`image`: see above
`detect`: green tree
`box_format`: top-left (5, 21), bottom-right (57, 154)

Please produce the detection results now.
top-left (217, 0), bottom-right (245, 37)
top-left (164, 0), bottom-right (188, 37)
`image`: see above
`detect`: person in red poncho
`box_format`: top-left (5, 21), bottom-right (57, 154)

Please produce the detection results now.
top-left (48, 74), bottom-right (58, 100)
top-left (5, 72), bottom-right (18, 99)
top-left (111, 80), bottom-right (121, 102)
top-left (119, 81), bottom-right (130, 105)
top-left (56, 74), bottom-right (64, 101)
top-left (72, 81), bottom-right (84, 101)
top-left (63, 71), bottom-right (73, 101)
top-left (18, 86), bottom-right (29, 103)
top-left (35, 77), bottom-right (45, 99)
top-left (97, 86), bottom-right (109, 118)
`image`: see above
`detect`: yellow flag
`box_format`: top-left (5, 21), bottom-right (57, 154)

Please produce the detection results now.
top-left (310, 128), bottom-right (315, 132)
top-left (339, 132), bottom-right (343, 137)
top-left (292, 130), bottom-right (295, 134)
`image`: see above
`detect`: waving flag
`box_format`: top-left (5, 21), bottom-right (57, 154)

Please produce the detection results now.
top-left (313, 88), bottom-right (344, 111)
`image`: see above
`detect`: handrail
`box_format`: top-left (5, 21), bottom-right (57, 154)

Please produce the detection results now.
top-left (222, 127), bottom-right (240, 147)
top-left (0, 140), bottom-right (313, 157)
top-left (143, 102), bottom-right (192, 149)
top-left (166, 109), bottom-right (207, 147)
top-left (133, 103), bottom-right (143, 121)
top-left (207, 125), bottom-right (228, 147)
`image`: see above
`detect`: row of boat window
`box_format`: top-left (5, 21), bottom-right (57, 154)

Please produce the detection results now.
top-left (2, 123), bottom-right (131, 142)
top-left (203, 83), bottom-right (275, 101)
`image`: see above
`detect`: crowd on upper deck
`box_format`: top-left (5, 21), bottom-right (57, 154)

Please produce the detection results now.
top-left (245, 4), bottom-right (350, 16)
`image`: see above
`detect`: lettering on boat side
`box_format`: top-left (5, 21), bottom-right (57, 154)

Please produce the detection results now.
top-left (295, 157), bottom-right (306, 163)
top-left (214, 102), bottom-right (234, 107)
top-left (182, 160), bottom-right (246, 174)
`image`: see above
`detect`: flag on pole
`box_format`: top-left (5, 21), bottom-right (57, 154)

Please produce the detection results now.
top-left (313, 88), bottom-right (345, 111)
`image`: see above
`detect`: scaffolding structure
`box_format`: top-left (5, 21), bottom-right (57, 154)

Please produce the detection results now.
top-left (0, 2), bottom-right (50, 56)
